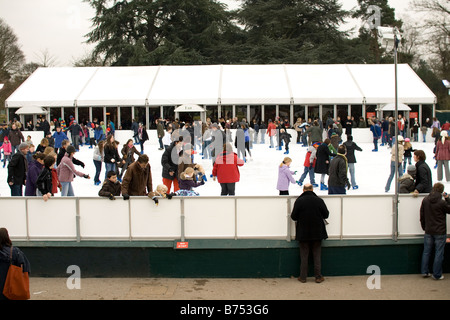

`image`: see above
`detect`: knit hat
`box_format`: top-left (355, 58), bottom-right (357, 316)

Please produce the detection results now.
top-left (404, 138), bottom-right (410, 142)
top-left (407, 165), bottom-right (416, 173)
top-left (397, 135), bottom-right (404, 142)
top-left (18, 142), bottom-right (29, 150)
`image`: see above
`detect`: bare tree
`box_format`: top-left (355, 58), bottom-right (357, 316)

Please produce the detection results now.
top-left (33, 48), bottom-right (59, 67)
top-left (0, 18), bottom-right (25, 81)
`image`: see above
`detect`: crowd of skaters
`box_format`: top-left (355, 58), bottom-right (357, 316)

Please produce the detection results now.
top-left (0, 112), bottom-right (447, 200)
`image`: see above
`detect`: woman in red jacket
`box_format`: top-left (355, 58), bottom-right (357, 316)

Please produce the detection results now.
top-left (212, 143), bottom-right (245, 196)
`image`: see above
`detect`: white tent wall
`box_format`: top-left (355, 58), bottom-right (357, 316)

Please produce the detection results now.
top-left (5, 64), bottom-right (437, 124)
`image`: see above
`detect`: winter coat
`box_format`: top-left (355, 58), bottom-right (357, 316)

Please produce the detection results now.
top-left (420, 191), bottom-right (450, 235)
top-left (0, 142), bottom-right (12, 155)
top-left (303, 146), bottom-right (317, 168)
top-left (121, 161), bottom-right (153, 196)
top-left (25, 160), bottom-right (43, 196)
top-left (8, 128), bottom-right (24, 147)
top-left (328, 154), bottom-right (349, 188)
top-left (104, 144), bottom-right (121, 164)
top-left (121, 145), bottom-right (140, 165)
top-left (57, 153), bottom-right (85, 183)
top-left (0, 246), bottom-right (31, 300)
top-left (399, 174), bottom-right (415, 194)
top-left (343, 141), bottom-right (362, 164)
top-left (315, 143), bottom-right (335, 174)
top-left (51, 168), bottom-right (61, 195)
top-left (178, 172), bottom-right (204, 191)
top-left (370, 124), bottom-right (381, 138)
top-left (291, 191), bottom-right (329, 241)
top-left (161, 143), bottom-right (180, 181)
top-left (98, 179), bottom-right (122, 198)
top-left (7, 151), bottom-right (27, 185)
top-left (435, 139), bottom-right (450, 161)
top-left (415, 160), bottom-right (432, 194)
top-left (267, 122), bottom-right (276, 136)
top-left (390, 144), bottom-right (405, 162)
top-left (212, 151), bottom-right (244, 184)
top-left (306, 126), bottom-right (322, 143)
top-left (94, 127), bottom-right (105, 141)
top-left (138, 128), bottom-right (149, 142)
top-left (277, 165), bottom-right (296, 191)
top-left (52, 131), bottom-right (68, 149)
top-left (36, 166), bottom-right (54, 195)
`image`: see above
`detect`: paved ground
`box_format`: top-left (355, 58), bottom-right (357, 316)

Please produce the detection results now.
top-left (29, 274), bottom-right (450, 300)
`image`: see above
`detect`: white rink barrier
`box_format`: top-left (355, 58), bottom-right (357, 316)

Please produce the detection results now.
top-left (0, 194), bottom-right (443, 242)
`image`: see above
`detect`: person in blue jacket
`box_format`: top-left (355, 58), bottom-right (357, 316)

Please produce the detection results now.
top-left (369, 119), bottom-right (382, 152)
top-left (52, 126), bottom-right (68, 154)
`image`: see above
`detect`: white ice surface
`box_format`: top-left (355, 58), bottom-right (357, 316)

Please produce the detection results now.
top-left (0, 137), bottom-right (442, 198)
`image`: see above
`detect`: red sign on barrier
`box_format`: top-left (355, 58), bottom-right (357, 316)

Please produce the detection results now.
top-left (176, 242), bottom-right (189, 249)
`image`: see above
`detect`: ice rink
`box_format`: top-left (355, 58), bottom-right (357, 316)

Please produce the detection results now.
top-left (0, 131), bottom-right (441, 198)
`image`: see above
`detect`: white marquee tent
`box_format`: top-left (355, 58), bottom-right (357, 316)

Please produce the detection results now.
top-left (5, 64), bottom-right (436, 110)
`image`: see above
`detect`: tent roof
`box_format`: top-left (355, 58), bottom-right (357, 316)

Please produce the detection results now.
top-left (5, 64), bottom-right (437, 109)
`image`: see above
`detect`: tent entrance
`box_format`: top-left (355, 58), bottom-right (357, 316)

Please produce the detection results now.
top-left (174, 104), bottom-right (206, 123)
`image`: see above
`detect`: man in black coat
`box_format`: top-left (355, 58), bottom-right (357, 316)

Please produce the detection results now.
top-left (413, 150), bottom-right (432, 195)
top-left (291, 184), bottom-right (329, 283)
top-left (7, 142), bottom-right (29, 196)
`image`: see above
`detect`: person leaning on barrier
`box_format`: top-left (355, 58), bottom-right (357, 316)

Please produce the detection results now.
top-left (290, 184), bottom-right (329, 284)
top-left (413, 150), bottom-right (432, 196)
top-left (121, 154), bottom-right (153, 200)
top-left (98, 171), bottom-right (122, 200)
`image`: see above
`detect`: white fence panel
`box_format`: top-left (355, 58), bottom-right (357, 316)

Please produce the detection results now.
top-left (342, 196), bottom-right (393, 238)
top-left (184, 198), bottom-right (235, 239)
top-left (130, 198), bottom-right (181, 239)
top-left (0, 199), bottom-right (27, 239)
top-left (398, 195), bottom-right (425, 237)
top-left (79, 199), bottom-right (129, 239)
top-left (237, 198), bottom-right (287, 239)
top-left (27, 198), bottom-right (77, 240)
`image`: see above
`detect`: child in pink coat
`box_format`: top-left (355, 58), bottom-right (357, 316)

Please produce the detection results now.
top-left (0, 137), bottom-right (12, 168)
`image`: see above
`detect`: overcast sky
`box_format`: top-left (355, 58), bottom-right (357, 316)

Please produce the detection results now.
top-left (0, 0), bottom-right (412, 67)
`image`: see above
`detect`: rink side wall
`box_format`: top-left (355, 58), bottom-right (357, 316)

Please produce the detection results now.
top-left (3, 194), bottom-right (450, 278)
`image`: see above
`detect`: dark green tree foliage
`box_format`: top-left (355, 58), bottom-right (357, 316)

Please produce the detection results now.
top-left (235, 0), bottom-right (352, 64)
top-left (85, 0), bottom-right (241, 65)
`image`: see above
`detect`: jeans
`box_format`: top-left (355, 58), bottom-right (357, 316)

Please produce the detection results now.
top-left (385, 161), bottom-right (403, 192)
top-left (299, 166), bottom-right (315, 184)
top-left (60, 182), bottom-right (74, 196)
top-left (93, 160), bottom-right (102, 183)
top-left (348, 163), bottom-right (357, 187)
top-left (105, 162), bottom-right (116, 180)
top-left (421, 234), bottom-right (446, 278)
top-left (9, 184), bottom-right (22, 196)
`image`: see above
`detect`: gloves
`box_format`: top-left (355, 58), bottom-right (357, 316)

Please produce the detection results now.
top-left (166, 193), bottom-right (175, 199)
top-left (83, 174), bottom-right (90, 179)
top-left (345, 180), bottom-right (351, 190)
top-left (293, 171), bottom-right (297, 175)
top-left (152, 197), bottom-right (159, 205)
top-left (109, 193), bottom-right (116, 200)
top-left (123, 194), bottom-right (130, 200)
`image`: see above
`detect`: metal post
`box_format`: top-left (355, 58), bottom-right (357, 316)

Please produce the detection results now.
top-left (393, 34), bottom-right (400, 242)
top-left (180, 199), bottom-right (185, 242)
